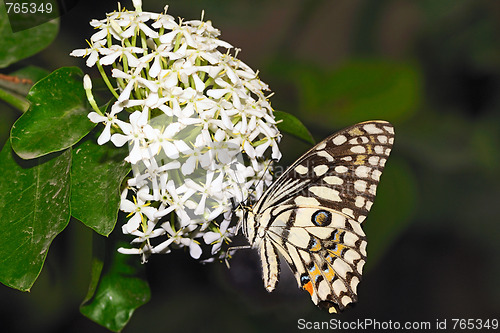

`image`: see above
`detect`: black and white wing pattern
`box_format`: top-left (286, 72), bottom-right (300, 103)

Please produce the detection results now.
top-left (242, 120), bottom-right (395, 313)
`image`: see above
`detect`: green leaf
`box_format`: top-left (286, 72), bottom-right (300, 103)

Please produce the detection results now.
top-left (0, 141), bottom-right (71, 291)
top-left (81, 234), bottom-right (150, 332)
top-left (0, 1), bottom-right (59, 68)
top-left (71, 131), bottom-right (131, 236)
top-left (81, 232), bottom-right (106, 307)
top-left (274, 110), bottom-right (315, 145)
top-left (10, 67), bottom-right (96, 159)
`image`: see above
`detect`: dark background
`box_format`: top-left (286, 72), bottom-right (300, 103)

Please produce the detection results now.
top-left (1, 0), bottom-right (499, 332)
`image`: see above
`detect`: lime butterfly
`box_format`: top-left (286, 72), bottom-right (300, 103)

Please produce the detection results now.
top-left (241, 120), bottom-right (394, 313)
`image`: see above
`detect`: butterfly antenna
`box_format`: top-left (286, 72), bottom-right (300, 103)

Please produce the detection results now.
top-left (230, 163), bottom-right (245, 209)
top-left (250, 158), bottom-right (277, 205)
top-left (228, 156), bottom-right (276, 238)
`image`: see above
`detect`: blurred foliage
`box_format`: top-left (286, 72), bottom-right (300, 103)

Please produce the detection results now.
top-left (271, 59), bottom-right (420, 126)
top-left (0, 0), bottom-right (499, 332)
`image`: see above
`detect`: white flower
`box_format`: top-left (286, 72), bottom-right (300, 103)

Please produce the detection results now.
top-left (132, 0), bottom-right (142, 11)
top-left (120, 188), bottom-right (158, 234)
top-left (207, 78), bottom-right (249, 109)
top-left (89, 17), bottom-right (123, 42)
top-left (154, 223), bottom-right (202, 259)
top-left (112, 67), bottom-right (158, 102)
top-left (99, 45), bottom-right (144, 67)
top-left (179, 144), bottom-right (212, 175)
top-left (111, 110), bottom-right (151, 163)
top-left (121, 14), bottom-right (158, 39)
top-left (138, 43), bottom-right (173, 78)
top-left (145, 122), bottom-right (183, 159)
top-left (151, 9), bottom-right (176, 30)
top-left (185, 170), bottom-right (224, 215)
top-left (83, 74), bottom-right (92, 90)
top-left (127, 220), bottom-right (166, 255)
top-left (154, 180), bottom-right (195, 226)
top-left (118, 243), bottom-right (153, 263)
top-left (159, 21), bottom-right (197, 48)
top-left (69, 40), bottom-right (105, 67)
top-left (87, 108), bottom-right (128, 145)
top-left (72, 1), bottom-right (282, 262)
top-left (203, 217), bottom-right (235, 255)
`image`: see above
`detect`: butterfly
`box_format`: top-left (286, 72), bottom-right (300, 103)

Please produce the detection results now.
top-left (240, 120), bottom-right (394, 313)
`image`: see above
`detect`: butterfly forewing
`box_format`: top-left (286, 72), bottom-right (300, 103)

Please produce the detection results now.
top-left (245, 120), bottom-right (394, 313)
top-left (256, 121), bottom-right (395, 223)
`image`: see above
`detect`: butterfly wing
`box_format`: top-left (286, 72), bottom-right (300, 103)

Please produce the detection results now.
top-left (254, 120), bottom-right (395, 224)
top-left (266, 207), bottom-right (366, 313)
top-left (250, 120), bottom-right (394, 312)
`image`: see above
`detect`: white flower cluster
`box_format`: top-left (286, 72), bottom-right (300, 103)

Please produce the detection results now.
top-left (71, 1), bottom-right (281, 262)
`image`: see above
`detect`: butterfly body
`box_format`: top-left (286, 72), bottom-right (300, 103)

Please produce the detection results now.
top-left (242, 120), bottom-right (395, 313)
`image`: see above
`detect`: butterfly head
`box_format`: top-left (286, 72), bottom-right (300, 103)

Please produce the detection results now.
top-left (236, 202), bottom-right (264, 248)
top-left (234, 201), bottom-right (251, 238)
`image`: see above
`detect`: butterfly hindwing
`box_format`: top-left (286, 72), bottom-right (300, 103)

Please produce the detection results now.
top-left (265, 207), bottom-right (366, 313)
top-left (245, 120), bottom-right (394, 313)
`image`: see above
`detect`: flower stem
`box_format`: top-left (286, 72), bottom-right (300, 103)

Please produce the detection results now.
top-left (0, 88), bottom-right (29, 113)
top-left (97, 61), bottom-right (120, 100)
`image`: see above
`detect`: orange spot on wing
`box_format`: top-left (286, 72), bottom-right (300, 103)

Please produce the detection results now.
top-left (303, 281), bottom-right (314, 296)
